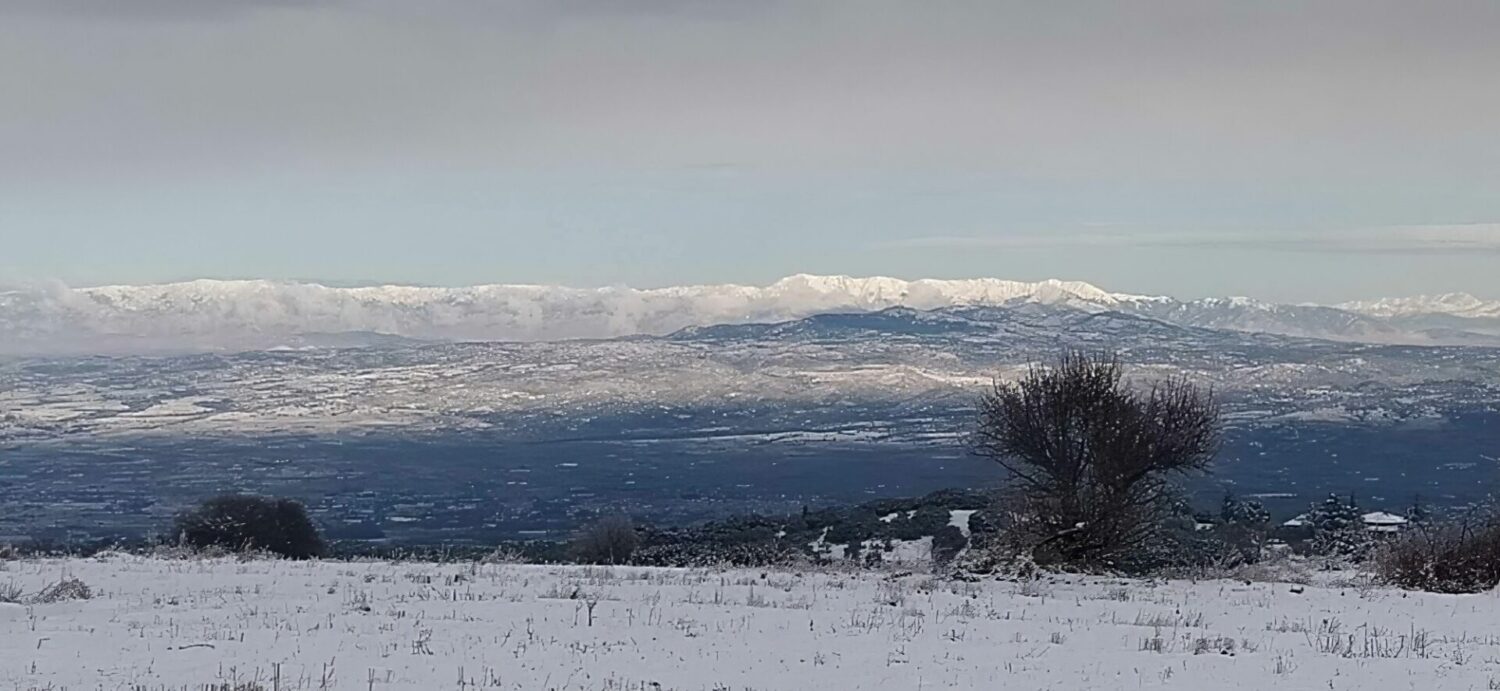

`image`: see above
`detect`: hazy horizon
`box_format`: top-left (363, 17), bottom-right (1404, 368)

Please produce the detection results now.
top-left (6, 271), bottom-right (1498, 307)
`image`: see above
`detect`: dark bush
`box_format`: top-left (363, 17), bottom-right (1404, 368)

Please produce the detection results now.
top-left (905, 505), bottom-right (953, 536)
top-left (174, 495), bottom-right (326, 559)
top-left (823, 515), bottom-right (878, 546)
top-left (1374, 517), bottom-right (1500, 594)
top-left (571, 515), bottom-right (641, 564)
top-left (966, 509), bottom-right (1000, 539)
top-left (633, 540), bottom-right (804, 568)
top-left (930, 525), bottom-right (968, 565)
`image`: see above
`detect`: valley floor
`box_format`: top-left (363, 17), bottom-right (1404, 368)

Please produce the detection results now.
top-left (2, 556), bottom-right (1498, 690)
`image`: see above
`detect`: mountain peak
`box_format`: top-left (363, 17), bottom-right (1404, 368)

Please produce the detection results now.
top-left (765, 274), bottom-right (1142, 307)
top-left (1339, 293), bottom-right (1500, 318)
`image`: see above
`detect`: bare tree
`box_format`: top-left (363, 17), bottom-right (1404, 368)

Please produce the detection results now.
top-left (972, 352), bottom-right (1220, 567)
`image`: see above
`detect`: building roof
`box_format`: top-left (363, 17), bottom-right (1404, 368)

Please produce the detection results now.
top-left (1362, 512), bottom-right (1409, 526)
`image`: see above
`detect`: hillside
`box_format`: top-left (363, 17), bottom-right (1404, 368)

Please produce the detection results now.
top-left (6, 303), bottom-right (1495, 442)
top-left (4, 302), bottom-right (1497, 544)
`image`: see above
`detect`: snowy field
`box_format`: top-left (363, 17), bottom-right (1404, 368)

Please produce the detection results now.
top-left (3, 556), bottom-right (1500, 690)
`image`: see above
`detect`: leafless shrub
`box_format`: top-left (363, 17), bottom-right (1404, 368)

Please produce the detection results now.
top-left (479, 545), bottom-right (528, 565)
top-left (1192, 635), bottom-right (1237, 655)
top-left (142, 541), bottom-right (206, 560)
top-left (1265, 617), bottom-right (1309, 633)
top-left (1133, 610), bottom-right (1205, 628)
top-left (1220, 555), bottom-right (1313, 585)
top-left (0, 580), bottom-right (23, 604)
top-left (33, 576), bottom-right (92, 603)
top-left (1307, 618), bottom-right (1349, 655)
top-left (971, 352), bottom-right (1220, 570)
top-left (1373, 512), bottom-right (1500, 594)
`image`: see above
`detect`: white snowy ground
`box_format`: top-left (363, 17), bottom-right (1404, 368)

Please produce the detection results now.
top-left (3, 555), bottom-right (1500, 690)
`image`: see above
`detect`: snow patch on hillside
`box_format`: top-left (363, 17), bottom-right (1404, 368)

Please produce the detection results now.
top-left (948, 509), bottom-right (976, 538)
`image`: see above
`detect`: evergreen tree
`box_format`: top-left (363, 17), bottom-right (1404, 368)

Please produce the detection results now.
top-left (1214, 490), bottom-right (1271, 564)
top-left (1308, 493), bottom-right (1370, 559)
top-left (1220, 491), bottom-right (1270, 527)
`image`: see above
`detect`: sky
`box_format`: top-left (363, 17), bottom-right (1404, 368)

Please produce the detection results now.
top-left (1, 0), bottom-right (1497, 303)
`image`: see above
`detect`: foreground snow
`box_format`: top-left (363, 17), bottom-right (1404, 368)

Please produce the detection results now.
top-left (3, 556), bottom-right (1499, 689)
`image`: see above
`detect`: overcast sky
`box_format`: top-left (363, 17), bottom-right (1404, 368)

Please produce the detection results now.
top-left (1, 0), bottom-right (1497, 302)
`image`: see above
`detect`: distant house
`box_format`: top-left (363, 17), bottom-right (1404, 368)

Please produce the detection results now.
top-left (1272, 510), bottom-right (1410, 543)
top-left (1271, 514), bottom-right (1314, 543)
top-left (1361, 512), bottom-right (1409, 534)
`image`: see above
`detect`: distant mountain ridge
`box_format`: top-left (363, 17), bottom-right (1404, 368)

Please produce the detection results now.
top-left (1339, 293), bottom-right (1500, 318)
top-left (0, 275), bottom-right (1496, 355)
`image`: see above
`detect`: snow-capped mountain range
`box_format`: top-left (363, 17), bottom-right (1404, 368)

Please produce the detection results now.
top-left (1338, 293), bottom-right (1500, 319)
top-left (1, 274), bottom-right (1497, 355)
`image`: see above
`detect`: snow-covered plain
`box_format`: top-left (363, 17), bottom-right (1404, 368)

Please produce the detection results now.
top-left (4, 555), bottom-right (1500, 690)
top-left (4, 305), bottom-right (1494, 441)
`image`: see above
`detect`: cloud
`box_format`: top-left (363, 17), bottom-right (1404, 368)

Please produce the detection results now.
top-left (877, 224), bottom-right (1500, 255)
top-left (1357, 225), bottom-right (1500, 254)
top-left (0, 0), bottom-right (328, 21)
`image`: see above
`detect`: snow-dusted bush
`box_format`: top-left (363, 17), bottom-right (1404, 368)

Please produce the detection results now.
top-left (33, 576), bottom-right (92, 603)
top-left (1306, 493), bottom-right (1372, 561)
top-left (479, 545), bottom-right (528, 565)
top-left (1374, 515), bottom-right (1500, 593)
top-left (173, 495), bottom-right (326, 559)
top-left (146, 542), bottom-right (216, 560)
